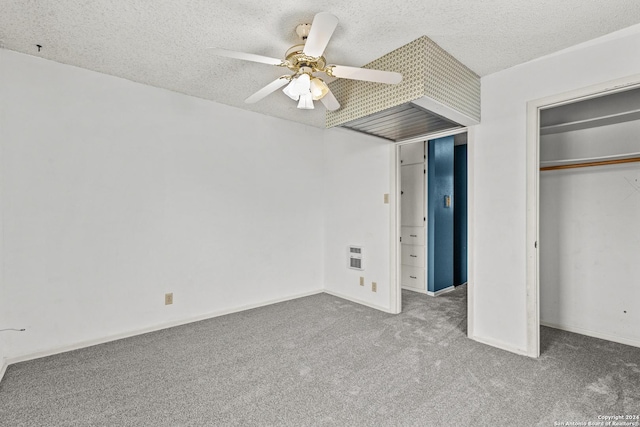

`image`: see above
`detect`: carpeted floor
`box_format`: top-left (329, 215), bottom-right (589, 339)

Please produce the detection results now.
top-left (1, 286), bottom-right (639, 426)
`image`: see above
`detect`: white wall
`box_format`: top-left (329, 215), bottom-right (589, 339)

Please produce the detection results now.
top-left (0, 49), bottom-right (325, 360)
top-left (323, 127), bottom-right (394, 311)
top-left (473, 24), bottom-right (640, 353)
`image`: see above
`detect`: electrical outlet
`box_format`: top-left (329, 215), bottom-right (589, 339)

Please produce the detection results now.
top-left (360, 277), bottom-right (365, 286)
top-left (372, 282), bottom-right (377, 292)
top-left (165, 293), bottom-right (173, 305)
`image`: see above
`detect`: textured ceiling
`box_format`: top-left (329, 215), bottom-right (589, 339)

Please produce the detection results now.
top-left (1, 1), bottom-right (639, 128)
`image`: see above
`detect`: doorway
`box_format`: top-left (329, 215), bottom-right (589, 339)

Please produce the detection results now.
top-left (394, 128), bottom-right (469, 312)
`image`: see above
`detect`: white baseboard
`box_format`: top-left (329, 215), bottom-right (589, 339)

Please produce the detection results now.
top-left (426, 285), bottom-right (455, 297)
top-left (471, 334), bottom-right (530, 357)
top-left (5, 289), bottom-right (324, 367)
top-left (0, 358), bottom-right (7, 384)
top-left (541, 321), bottom-right (640, 349)
top-left (401, 286), bottom-right (427, 294)
top-left (323, 289), bottom-right (394, 313)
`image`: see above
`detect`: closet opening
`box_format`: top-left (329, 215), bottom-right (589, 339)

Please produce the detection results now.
top-left (526, 74), bottom-right (640, 357)
top-left (395, 129), bottom-right (469, 328)
top-left (539, 86), bottom-right (640, 351)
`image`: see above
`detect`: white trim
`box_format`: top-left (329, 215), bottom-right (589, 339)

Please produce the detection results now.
top-left (323, 290), bottom-right (395, 313)
top-left (471, 335), bottom-right (529, 357)
top-left (426, 285), bottom-right (455, 297)
top-left (396, 127), bottom-right (468, 146)
top-left (541, 321), bottom-right (640, 349)
top-left (0, 359), bottom-right (7, 384)
top-left (402, 286), bottom-right (427, 294)
top-left (410, 97), bottom-right (480, 128)
top-left (525, 98), bottom-right (541, 358)
top-left (466, 126), bottom-right (476, 340)
top-left (5, 289), bottom-right (323, 366)
top-left (525, 72), bottom-right (640, 359)
top-left (389, 143), bottom-right (402, 314)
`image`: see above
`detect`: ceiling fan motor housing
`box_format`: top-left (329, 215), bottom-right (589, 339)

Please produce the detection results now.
top-left (284, 45), bottom-right (326, 73)
top-left (295, 23), bottom-right (311, 40)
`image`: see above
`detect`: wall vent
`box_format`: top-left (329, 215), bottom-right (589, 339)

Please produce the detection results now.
top-left (348, 246), bottom-right (363, 270)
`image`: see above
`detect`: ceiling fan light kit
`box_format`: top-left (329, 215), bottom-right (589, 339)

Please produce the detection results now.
top-left (297, 92), bottom-right (315, 110)
top-left (310, 77), bottom-right (329, 101)
top-left (209, 12), bottom-right (402, 112)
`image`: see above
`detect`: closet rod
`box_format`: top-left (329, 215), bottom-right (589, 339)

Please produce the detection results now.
top-left (540, 156), bottom-right (640, 171)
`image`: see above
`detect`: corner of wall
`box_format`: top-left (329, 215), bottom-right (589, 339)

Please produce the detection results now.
top-left (0, 358), bottom-right (7, 385)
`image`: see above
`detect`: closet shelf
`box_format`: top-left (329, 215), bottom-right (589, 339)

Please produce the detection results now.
top-left (540, 109), bottom-right (640, 135)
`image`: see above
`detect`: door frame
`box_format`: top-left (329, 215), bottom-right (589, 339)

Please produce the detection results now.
top-left (525, 73), bottom-right (640, 358)
top-left (390, 127), bottom-right (473, 332)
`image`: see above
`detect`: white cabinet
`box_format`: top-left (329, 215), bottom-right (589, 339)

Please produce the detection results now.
top-left (400, 141), bottom-right (427, 293)
top-left (401, 163), bottom-right (425, 227)
top-left (400, 141), bottom-right (425, 165)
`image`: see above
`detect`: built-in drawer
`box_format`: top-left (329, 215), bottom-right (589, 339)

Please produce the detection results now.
top-left (401, 265), bottom-right (425, 290)
top-left (401, 244), bottom-right (425, 268)
top-left (401, 226), bottom-right (425, 246)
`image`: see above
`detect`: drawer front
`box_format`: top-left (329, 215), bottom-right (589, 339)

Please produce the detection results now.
top-left (401, 244), bottom-right (425, 268)
top-left (401, 265), bottom-right (425, 290)
top-left (401, 226), bottom-right (425, 246)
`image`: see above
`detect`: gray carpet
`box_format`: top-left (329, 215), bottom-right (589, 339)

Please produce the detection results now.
top-left (1, 286), bottom-right (639, 426)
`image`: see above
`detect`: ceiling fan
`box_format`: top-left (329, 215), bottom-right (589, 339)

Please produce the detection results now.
top-left (209, 12), bottom-right (402, 111)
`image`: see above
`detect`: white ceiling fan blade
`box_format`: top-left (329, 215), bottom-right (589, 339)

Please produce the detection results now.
top-left (303, 12), bottom-right (339, 58)
top-left (208, 48), bottom-right (283, 66)
top-left (329, 65), bottom-right (402, 84)
top-left (320, 89), bottom-right (340, 111)
top-left (245, 77), bottom-right (290, 104)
